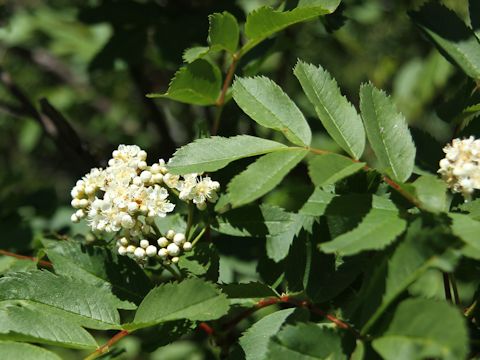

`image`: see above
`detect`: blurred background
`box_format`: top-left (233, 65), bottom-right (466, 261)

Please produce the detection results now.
top-left (0, 0), bottom-right (474, 358)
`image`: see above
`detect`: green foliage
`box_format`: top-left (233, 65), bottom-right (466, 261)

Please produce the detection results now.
top-left (129, 278), bottom-right (229, 330)
top-left (43, 239), bottom-right (152, 307)
top-left (227, 149), bottom-right (308, 208)
top-left (410, 2), bottom-right (480, 80)
top-left (0, 270), bottom-right (121, 329)
top-left (233, 76), bottom-right (312, 146)
top-left (307, 153), bottom-right (365, 187)
top-left (319, 198), bottom-right (406, 256)
top-left (360, 83), bottom-right (416, 182)
top-left (239, 308), bottom-right (308, 360)
top-left (168, 135), bottom-right (288, 174)
top-left (411, 175), bottom-right (448, 213)
top-left (243, 1), bottom-right (340, 53)
top-left (4, 0), bottom-right (480, 358)
top-left (294, 61), bottom-right (365, 159)
top-left (147, 59), bottom-right (222, 105)
top-left (208, 12), bottom-right (239, 53)
top-left (267, 323), bottom-right (346, 359)
top-left (0, 302), bottom-right (97, 349)
top-left (372, 298), bottom-right (468, 360)
top-left (0, 341), bottom-right (61, 360)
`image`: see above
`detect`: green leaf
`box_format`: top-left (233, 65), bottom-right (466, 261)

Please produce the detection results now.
top-left (0, 341), bottom-right (61, 360)
top-left (411, 175), bottom-right (448, 213)
top-left (129, 278), bottom-right (229, 330)
top-left (308, 153), bottom-right (365, 187)
top-left (208, 12), bottom-right (239, 53)
top-left (471, 0), bottom-right (480, 40)
top-left (294, 61), bottom-right (365, 159)
top-left (147, 59), bottom-right (221, 105)
top-left (0, 302), bottom-right (97, 349)
top-left (213, 204), bottom-right (294, 237)
top-left (227, 149), bottom-right (308, 207)
top-left (167, 135), bottom-right (288, 174)
top-left (239, 308), bottom-right (308, 360)
top-left (360, 83), bottom-right (416, 182)
top-left (233, 76), bottom-right (312, 146)
top-left (182, 46), bottom-right (210, 63)
top-left (243, 1), bottom-right (340, 52)
top-left (458, 198), bottom-right (480, 220)
top-left (299, 188), bottom-right (336, 216)
top-left (178, 243), bottom-right (219, 282)
top-left (266, 214), bottom-right (312, 262)
top-left (0, 270), bottom-right (121, 330)
top-left (353, 218), bottom-right (459, 334)
top-left (319, 200), bottom-right (406, 256)
top-left (221, 282), bottom-right (277, 306)
top-left (267, 323), bottom-right (346, 360)
top-left (43, 239), bottom-right (152, 307)
top-left (410, 3), bottom-right (480, 80)
top-left (372, 298), bottom-right (468, 360)
top-left (450, 213), bottom-right (480, 254)
top-left (0, 256), bottom-right (36, 276)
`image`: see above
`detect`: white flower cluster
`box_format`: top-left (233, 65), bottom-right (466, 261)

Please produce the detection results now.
top-left (438, 136), bottom-right (480, 200)
top-left (117, 229), bottom-right (192, 263)
top-left (70, 144), bottom-right (220, 263)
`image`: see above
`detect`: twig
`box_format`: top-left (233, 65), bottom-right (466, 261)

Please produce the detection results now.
top-left (211, 54), bottom-right (239, 136)
top-left (450, 273), bottom-right (461, 305)
top-left (443, 272), bottom-right (452, 303)
top-left (0, 249), bottom-right (52, 268)
top-left (0, 67), bottom-right (97, 173)
top-left (220, 295), bottom-right (358, 337)
top-left (84, 330), bottom-right (130, 360)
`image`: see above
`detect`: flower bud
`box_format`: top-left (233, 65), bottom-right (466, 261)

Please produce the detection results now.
top-left (157, 237), bottom-right (169, 247)
top-left (146, 245), bottom-right (157, 257)
top-left (134, 247), bottom-right (146, 259)
top-left (173, 233), bottom-right (186, 246)
top-left (118, 246), bottom-right (127, 255)
top-left (158, 248), bottom-right (168, 258)
top-left (183, 242), bottom-right (192, 252)
top-left (140, 239), bottom-right (149, 249)
top-left (166, 229), bottom-right (175, 240)
top-left (166, 243), bottom-right (180, 256)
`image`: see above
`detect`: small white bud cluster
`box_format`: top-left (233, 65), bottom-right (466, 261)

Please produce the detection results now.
top-left (438, 136), bottom-right (480, 200)
top-left (70, 144), bottom-right (220, 264)
top-left (116, 230), bottom-right (192, 263)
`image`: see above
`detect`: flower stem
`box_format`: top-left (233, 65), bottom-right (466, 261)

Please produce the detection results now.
top-left (162, 263), bottom-right (182, 281)
top-left (185, 202), bottom-right (194, 239)
top-left (191, 227), bottom-right (206, 246)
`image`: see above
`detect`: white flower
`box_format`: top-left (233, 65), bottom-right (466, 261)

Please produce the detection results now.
top-left (144, 185), bottom-right (175, 217)
top-left (438, 136), bottom-right (480, 200)
top-left (192, 176), bottom-right (220, 205)
top-left (163, 173), bottom-right (180, 189)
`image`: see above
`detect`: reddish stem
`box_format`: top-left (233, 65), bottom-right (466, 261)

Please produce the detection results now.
top-left (0, 249), bottom-right (52, 267)
top-left (84, 330), bottom-right (130, 360)
top-left (211, 53), bottom-right (239, 136)
top-left (198, 322), bottom-right (215, 335)
top-left (216, 295), bottom-right (358, 338)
